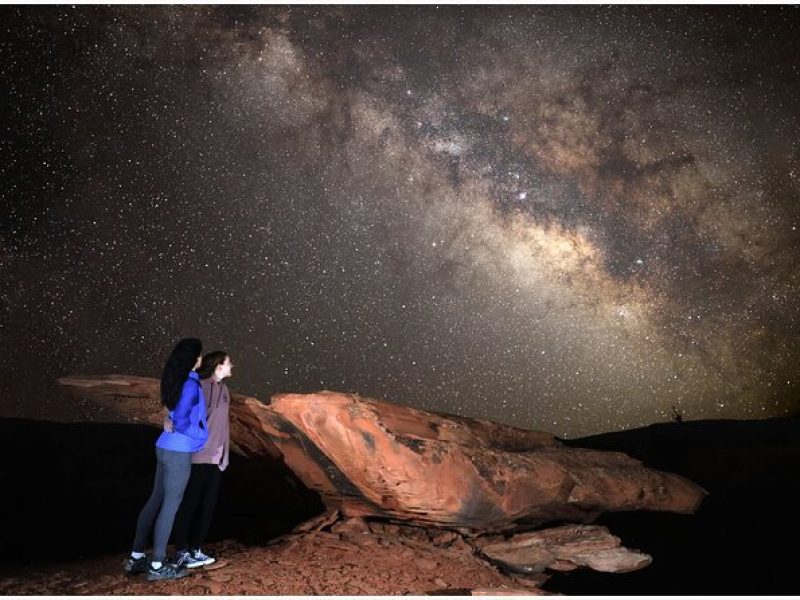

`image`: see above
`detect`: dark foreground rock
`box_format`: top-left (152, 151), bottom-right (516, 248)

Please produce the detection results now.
top-left (548, 417), bottom-right (800, 594)
top-left (0, 417), bottom-right (324, 567)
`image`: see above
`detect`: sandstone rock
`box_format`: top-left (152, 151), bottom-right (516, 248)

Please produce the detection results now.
top-left (58, 377), bottom-right (706, 531)
top-left (252, 390), bottom-right (705, 530)
top-left (448, 535), bottom-right (474, 554)
top-left (367, 522), bottom-right (400, 536)
top-left (416, 557), bottom-right (439, 571)
top-left (509, 572), bottom-right (551, 588)
top-left (293, 509), bottom-right (340, 533)
top-left (185, 585), bottom-right (205, 595)
top-left (479, 524), bottom-right (652, 574)
top-left (431, 530), bottom-right (459, 546)
top-left (203, 580), bottom-right (224, 594)
top-left (471, 587), bottom-right (550, 596)
top-left (331, 516), bottom-right (371, 536)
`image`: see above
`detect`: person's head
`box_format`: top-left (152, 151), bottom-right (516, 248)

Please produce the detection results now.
top-left (160, 337), bottom-right (203, 410)
top-left (198, 351), bottom-right (233, 381)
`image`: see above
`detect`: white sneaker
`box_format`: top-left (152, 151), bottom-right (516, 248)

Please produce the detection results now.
top-left (174, 549), bottom-right (204, 569)
top-left (189, 548), bottom-right (216, 567)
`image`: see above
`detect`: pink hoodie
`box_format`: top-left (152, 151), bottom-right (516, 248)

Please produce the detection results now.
top-left (195, 377), bottom-right (230, 471)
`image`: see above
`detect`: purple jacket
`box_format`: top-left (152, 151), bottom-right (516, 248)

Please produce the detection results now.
top-left (194, 377), bottom-right (230, 471)
top-left (156, 372), bottom-right (208, 453)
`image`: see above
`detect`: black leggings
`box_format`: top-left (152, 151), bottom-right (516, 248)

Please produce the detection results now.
top-left (171, 463), bottom-right (223, 552)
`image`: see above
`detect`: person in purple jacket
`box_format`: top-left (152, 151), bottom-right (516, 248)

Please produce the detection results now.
top-left (123, 337), bottom-right (209, 581)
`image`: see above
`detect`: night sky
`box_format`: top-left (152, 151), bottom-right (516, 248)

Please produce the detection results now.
top-left (2, 5), bottom-right (799, 438)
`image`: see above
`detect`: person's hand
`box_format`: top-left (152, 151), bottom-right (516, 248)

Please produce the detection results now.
top-left (163, 414), bottom-right (174, 433)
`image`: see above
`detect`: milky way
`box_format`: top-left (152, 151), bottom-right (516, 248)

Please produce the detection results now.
top-left (2, 5), bottom-right (799, 437)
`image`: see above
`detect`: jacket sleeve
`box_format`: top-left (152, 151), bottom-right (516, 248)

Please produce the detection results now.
top-left (171, 379), bottom-right (201, 437)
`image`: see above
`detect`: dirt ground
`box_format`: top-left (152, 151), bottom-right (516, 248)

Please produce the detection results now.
top-left (0, 527), bottom-right (549, 596)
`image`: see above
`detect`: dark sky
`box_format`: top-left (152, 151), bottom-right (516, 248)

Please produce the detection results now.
top-left (2, 5), bottom-right (799, 437)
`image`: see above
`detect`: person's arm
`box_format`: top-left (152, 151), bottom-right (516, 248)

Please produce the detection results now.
top-left (163, 412), bottom-right (174, 432)
top-left (170, 380), bottom-right (200, 436)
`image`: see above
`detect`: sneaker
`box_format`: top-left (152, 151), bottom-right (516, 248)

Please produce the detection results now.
top-left (174, 548), bottom-right (208, 569)
top-left (189, 548), bottom-right (216, 567)
top-left (146, 562), bottom-right (189, 581)
top-left (173, 549), bottom-right (196, 569)
top-left (123, 555), bottom-right (150, 575)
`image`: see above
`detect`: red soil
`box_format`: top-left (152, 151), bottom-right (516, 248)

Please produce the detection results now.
top-left (0, 529), bottom-right (549, 596)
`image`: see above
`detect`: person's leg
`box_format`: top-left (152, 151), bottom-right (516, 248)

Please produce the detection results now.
top-left (188, 465), bottom-right (222, 551)
top-left (171, 463), bottom-right (205, 552)
top-left (150, 449), bottom-right (192, 563)
top-left (131, 447), bottom-right (165, 553)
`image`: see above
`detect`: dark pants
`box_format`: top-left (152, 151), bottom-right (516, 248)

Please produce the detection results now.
top-left (132, 447), bottom-right (192, 562)
top-left (171, 463), bottom-right (223, 551)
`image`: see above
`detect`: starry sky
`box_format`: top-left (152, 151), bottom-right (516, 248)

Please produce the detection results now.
top-left (2, 5), bottom-right (799, 438)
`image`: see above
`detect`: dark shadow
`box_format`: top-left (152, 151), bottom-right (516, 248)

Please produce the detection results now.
top-left (544, 417), bottom-right (800, 594)
top-left (0, 417), bottom-right (324, 569)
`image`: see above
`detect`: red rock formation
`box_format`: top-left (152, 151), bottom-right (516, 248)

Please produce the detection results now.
top-left (257, 391), bottom-right (705, 530)
top-left (477, 524), bottom-right (652, 574)
top-left (57, 376), bottom-right (706, 532)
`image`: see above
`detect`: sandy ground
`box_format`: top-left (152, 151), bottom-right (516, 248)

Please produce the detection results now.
top-left (0, 527), bottom-right (549, 596)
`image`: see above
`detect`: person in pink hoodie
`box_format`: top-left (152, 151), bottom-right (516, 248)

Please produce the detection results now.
top-left (168, 350), bottom-right (233, 569)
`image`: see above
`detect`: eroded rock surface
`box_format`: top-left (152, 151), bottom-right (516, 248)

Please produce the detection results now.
top-left (261, 391), bottom-right (705, 530)
top-left (478, 524), bottom-right (652, 574)
top-left (58, 376), bottom-right (706, 532)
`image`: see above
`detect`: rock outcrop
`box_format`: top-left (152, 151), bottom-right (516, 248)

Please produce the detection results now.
top-left (259, 391), bottom-right (705, 530)
top-left (58, 375), bottom-right (706, 534)
top-left (477, 524), bottom-right (652, 574)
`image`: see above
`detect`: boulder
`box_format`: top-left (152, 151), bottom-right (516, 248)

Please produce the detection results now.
top-left (263, 391), bottom-right (705, 530)
top-left (477, 524), bottom-right (652, 574)
top-left (58, 376), bottom-right (706, 532)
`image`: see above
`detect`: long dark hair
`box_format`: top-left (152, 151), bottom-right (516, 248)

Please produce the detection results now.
top-left (160, 337), bottom-right (203, 410)
top-left (197, 350), bottom-right (228, 380)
